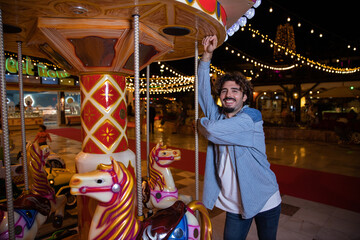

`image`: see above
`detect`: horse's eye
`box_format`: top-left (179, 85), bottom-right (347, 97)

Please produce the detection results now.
top-left (96, 179), bottom-right (103, 184)
top-left (163, 152), bottom-right (167, 156)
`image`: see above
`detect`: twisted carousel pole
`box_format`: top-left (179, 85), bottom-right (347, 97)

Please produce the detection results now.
top-left (17, 41), bottom-right (29, 192)
top-left (0, 9), bottom-right (15, 240)
top-left (146, 65), bottom-right (150, 178)
top-left (194, 40), bottom-right (199, 201)
top-left (133, 11), bottom-right (143, 218)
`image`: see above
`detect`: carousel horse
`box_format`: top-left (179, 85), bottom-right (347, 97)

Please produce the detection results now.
top-left (70, 158), bottom-right (212, 240)
top-left (142, 143), bottom-right (192, 211)
top-left (0, 193), bottom-right (51, 239)
top-left (0, 144), bottom-right (66, 239)
top-left (27, 143), bottom-right (67, 227)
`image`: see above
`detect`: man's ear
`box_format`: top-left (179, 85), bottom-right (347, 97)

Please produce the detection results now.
top-left (242, 94), bottom-right (248, 103)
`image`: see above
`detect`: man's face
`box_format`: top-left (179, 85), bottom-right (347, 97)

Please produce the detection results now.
top-left (220, 81), bottom-right (247, 116)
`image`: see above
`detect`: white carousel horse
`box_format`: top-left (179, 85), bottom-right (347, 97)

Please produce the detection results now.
top-left (142, 143), bottom-right (192, 211)
top-left (0, 143), bottom-right (66, 239)
top-left (0, 194), bottom-right (50, 240)
top-left (70, 158), bottom-right (212, 240)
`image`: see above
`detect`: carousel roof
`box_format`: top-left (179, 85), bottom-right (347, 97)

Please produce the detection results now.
top-left (0, 0), bottom-right (256, 75)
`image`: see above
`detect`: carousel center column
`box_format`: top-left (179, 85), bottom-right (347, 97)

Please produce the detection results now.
top-left (76, 73), bottom-right (135, 239)
top-left (77, 73), bottom-right (134, 173)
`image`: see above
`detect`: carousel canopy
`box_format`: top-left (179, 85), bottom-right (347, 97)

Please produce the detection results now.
top-left (0, 0), bottom-right (255, 75)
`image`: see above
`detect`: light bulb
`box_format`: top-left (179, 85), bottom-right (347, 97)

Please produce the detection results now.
top-left (237, 17), bottom-right (247, 27)
top-left (245, 8), bottom-right (255, 19)
top-left (253, 0), bottom-right (261, 8)
top-left (227, 28), bottom-right (235, 36)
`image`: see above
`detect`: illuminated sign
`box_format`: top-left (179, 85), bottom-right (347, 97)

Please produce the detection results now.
top-left (5, 56), bottom-right (70, 79)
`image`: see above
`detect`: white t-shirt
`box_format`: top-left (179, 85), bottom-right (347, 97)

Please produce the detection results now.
top-left (215, 147), bottom-right (281, 216)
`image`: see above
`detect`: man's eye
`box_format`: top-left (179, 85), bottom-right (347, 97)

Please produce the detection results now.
top-left (221, 90), bottom-right (227, 94)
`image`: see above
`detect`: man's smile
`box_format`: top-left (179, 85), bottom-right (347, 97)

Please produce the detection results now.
top-left (224, 98), bottom-right (236, 106)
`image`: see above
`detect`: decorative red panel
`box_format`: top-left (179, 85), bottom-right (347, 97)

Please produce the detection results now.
top-left (81, 101), bottom-right (104, 130)
top-left (92, 80), bottom-right (120, 112)
top-left (83, 139), bottom-right (105, 154)
top-left (111, 100), bottom-right (127, 128)
top-left (93, 120), bottom-right (121, 150)
top-left (81, 75), bottom-right (102, 93)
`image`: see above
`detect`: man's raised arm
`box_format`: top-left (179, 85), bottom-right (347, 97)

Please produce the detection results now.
top-left (198, 35), bottom-right (219, 119)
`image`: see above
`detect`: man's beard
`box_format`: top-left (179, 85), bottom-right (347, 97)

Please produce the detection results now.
top-left (223, 107), bottom-right (235, 113)
top-left (222, 97), bottom-right (236, 113)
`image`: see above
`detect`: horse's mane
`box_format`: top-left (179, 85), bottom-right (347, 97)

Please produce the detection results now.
top-left (148, 146), bottom-right (166, 191)
top-left (95, 161), bottom-right (139, 240)
top-left (28, 144), bottom-right (54, 196)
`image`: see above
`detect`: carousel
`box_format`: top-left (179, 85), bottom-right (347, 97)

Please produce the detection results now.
top-left (0, 0), bottom-right (259, 239)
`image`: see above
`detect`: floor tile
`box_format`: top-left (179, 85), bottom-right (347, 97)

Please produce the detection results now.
top-left (281, 202), bottom-right (300, 216)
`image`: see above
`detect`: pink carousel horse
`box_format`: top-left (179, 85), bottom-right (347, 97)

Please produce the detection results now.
top-left (0, 143), bottom-right (66, 239)
top-left (70, 158), bottom-right (212, 240)
top-left (142, 143), bottom-right (192, 211)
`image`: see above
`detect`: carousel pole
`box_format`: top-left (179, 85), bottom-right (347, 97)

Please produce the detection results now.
top-left (146, 65), bottom-right (150, 178)
top-left (17, 41), bottom-right (29, 192)
top-left (133, 11), bottom-right (143, 218)
top-left (194, 40), bottom-right (199, 201)
top-left (0, 9), bottom-right (16, 240)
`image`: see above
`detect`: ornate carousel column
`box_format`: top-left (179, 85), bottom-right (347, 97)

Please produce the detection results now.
top-left (77, 74), bottom-right (131, 173)
top-left (76, 73), bottom-right (135, 237)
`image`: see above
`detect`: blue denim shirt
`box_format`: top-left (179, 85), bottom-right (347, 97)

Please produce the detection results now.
top-left (198, 60), bottom-right (279, 219)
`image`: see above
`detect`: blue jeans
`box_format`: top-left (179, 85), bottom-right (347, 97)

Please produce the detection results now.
top-left (224, 204), bottom-right (281, 240)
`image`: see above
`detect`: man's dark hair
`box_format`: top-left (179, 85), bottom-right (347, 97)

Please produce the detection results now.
top-left (39, 124), bottom-right (46, 131)
top-left (215, 72), bottom-right (253, 105)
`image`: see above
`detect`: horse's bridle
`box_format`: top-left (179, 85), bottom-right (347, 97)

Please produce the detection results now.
top-left (78, 167), bottom-right (125, 206)
top-left (152, 148), bottom-right (177, 168)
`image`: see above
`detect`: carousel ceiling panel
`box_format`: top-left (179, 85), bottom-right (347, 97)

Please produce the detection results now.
top-left (37, 17), bottom-right (172, 74)
top-left (0, 0), bottom-right (253, 74)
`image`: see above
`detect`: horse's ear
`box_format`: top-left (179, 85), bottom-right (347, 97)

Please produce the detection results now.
top-left (155, 142), bottom-right (161, 149)
top-left (110, 157), bottom-right (119, 172)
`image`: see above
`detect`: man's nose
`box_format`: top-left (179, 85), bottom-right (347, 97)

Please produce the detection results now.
top-left (225, 91), bottom-right (232, 98)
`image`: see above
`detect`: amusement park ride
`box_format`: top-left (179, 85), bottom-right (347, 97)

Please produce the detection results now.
top-left (0, 0), bottom-right (260, 239)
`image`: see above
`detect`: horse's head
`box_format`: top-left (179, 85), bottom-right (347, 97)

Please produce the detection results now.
top-left (27, 142), bottom-right (50, 161)
top-left (151, 143), bottom-right (181, 167)
top-left (69, 158), bottom-right (126, 205)
top-left (39, 144), bottom-right (51, 159)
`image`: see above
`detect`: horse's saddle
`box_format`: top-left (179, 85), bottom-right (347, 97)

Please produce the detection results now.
top-left (140, 200), bottom-right (186, 239)
top-left (0, 192), bottom-right (51, 216)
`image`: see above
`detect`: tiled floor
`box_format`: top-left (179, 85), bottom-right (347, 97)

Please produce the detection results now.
top-left (6, 121), bottom-right (360, 239)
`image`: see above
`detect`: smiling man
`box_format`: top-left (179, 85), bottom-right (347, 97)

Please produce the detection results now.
top-left (197, 35), bottom-right (281, 240)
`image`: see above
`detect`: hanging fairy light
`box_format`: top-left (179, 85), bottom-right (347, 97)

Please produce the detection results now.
top-left (264, 5), bottom-right (358, 52)
top-left (246, 25), bottom-right (360, 74)
top-left (223, 42), bottom-right (296, 71)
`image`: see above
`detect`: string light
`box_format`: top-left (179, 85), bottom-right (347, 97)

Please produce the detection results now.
top-left (4, 52), bottom-right (61, 69)
top-left (126, 76), bottom-right (195, 94)
top-left (265, 5), bottom-right (357, 52)
top-left (246, 25), bottom-right (360, 74)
